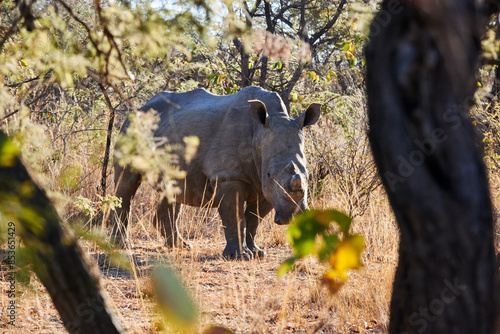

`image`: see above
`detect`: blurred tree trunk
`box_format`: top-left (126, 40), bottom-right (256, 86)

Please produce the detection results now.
top-left (365, 0), bottom-right (499, 333)
top-left (0, 132), bottom-right (123, 334)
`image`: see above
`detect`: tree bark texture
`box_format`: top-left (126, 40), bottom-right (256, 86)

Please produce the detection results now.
top-left (0, 132), bottom-right (123, 333)
top-left (365, 0), bottom-right (499, 333)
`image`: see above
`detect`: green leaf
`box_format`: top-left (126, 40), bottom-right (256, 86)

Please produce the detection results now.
top-left (0, 136), bottom-right (19, 167)
top-left (277, 256), bottom-right (297, 277)
top-left (286, 210), bottom-right (329, 258)
top-left (207, 73), bottom-right (217, 84)
top-left (314, 209), bottom-right (352, 234)
top-left (318, 233), bottom-right (339, 262)
top-left (154, 266), bottom-right (198, 328)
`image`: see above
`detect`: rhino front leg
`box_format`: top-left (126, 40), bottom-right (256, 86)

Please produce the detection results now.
top-left (153, 198), bottom-right (190, 249)
top-left (216, 181), bottom-right (253, 260)
top-left (245, 198), bottom-right (273, 258)
top-left (111, 165), bottom-right (141, 246)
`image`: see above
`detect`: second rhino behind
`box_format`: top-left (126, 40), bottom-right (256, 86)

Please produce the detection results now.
top-left (112, 86), bottom-right (321, 259)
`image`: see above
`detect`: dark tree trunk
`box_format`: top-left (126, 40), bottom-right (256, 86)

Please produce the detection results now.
top-left (365, 0), bottom-right (499, 333)
top-left (0, 132), bottom-right (123, 333)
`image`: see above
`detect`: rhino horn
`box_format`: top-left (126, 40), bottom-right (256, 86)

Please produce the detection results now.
top-left (291, 174), bottom-right (302, 192)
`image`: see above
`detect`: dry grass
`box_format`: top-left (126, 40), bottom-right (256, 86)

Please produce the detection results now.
top-left (1, 115), bottom-right (499, 334)
top-left (0, 172), bottom-right (401, 333)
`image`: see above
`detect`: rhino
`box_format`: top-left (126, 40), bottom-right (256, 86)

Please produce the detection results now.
top-left (112, 86), bottom-right (321, 259)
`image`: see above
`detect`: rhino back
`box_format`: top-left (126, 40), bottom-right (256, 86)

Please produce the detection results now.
top-left (138, 87), bottom-right (285, 196)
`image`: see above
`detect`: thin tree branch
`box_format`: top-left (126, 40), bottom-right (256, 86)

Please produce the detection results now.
top-left (298, 0), bottom-right (308, 43)
top-left (5, 75), bottom-right (40, 88)
top-left (233, 38), bottom-right (251, 86)
top-left (98, 82), bottom-right (116, 198)
top-left (1, 109), bottom-right (20, 121)
top-left (259, 0), bottom-right (275, 87)
top-left (309, 0), bottom-right (347, 46)
top-left (55, 0), bottom-right (102, 55)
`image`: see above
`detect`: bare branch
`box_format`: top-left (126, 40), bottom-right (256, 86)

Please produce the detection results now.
top-left (56, 0), bottom-right (102, 55)
top-left (98, 82), bottom-right (116, 198)
top-left (309, 0), bottom-right (347, 46)
top-left (5, 75), bottom-right (40, 88)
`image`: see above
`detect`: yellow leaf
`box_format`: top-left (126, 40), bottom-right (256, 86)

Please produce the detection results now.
top-left (328, 235), bottom-right (364, 277)
top-left (218, 74), bottom-right (227, 84)
top-left (0, 140), bottom-right (19, 167)
top-left (345, 51), bottom-right (355, 61)
top-left (327, 71), bottom-right (337, 82)
top-left (19, 59), bottom-right (28, 68)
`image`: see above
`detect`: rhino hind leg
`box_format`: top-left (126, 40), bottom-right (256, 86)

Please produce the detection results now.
top-left (111, 165), bottom-right (142, 247)
top-left (245, 199), bottom-right (273, 258)
top-left (154, 198), bottom-right (190, 249)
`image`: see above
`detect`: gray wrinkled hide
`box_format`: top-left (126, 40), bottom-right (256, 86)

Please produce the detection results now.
top-left (112, 86), bottom-right (321, 260)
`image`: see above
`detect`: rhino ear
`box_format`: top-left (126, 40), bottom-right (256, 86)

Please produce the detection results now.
top-left (249, 100), bottom-right (268, 125)
top-left (296, 103), bottom-right (321, 128)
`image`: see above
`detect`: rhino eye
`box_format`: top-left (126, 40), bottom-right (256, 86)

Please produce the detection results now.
top-left (267, 172), bottom-right (271, 178)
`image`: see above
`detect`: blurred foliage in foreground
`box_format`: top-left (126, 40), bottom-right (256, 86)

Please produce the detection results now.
top-left (278, 209), bottom-right (363, 294)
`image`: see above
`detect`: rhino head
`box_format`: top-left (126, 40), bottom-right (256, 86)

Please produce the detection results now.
top-left (249, 99), bottom-right (321, 225)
